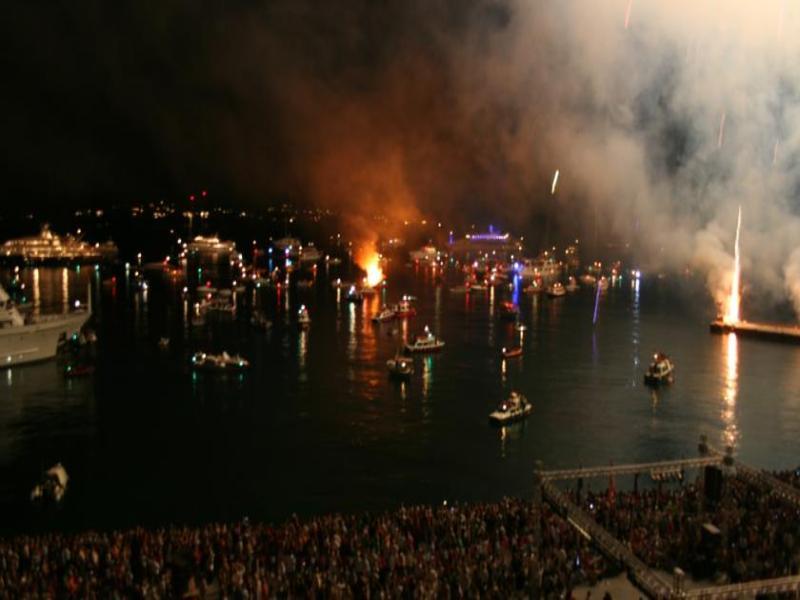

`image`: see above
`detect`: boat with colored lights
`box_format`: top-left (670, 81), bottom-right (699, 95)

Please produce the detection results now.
top-left (394, 297), bottom-right (416, 317)
top-left (547, 282), bottom-right (566, 298)
top-left (298, 305), bottom-right (311, 328)
top-left (499, 301), bottom-right (519, 320)
top-left (643, 352), bottom-right (674, 386)
top-left (405, 326), bottom-right (445, 353)
top-left (488, 392), bottom-right (532, 425)
top-left (191, 351), bottom-right (250, 371)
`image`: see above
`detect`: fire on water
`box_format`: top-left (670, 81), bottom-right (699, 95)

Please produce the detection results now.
top-left (356, 245), bottom-right (384, 288)
top-left (723, 206), bottom-right (742, 325)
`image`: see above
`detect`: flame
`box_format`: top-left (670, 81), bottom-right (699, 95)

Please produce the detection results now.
top-left (356, 244), bottom-right (384, 288)
top-left (723, 206), bottom-right (742, 324)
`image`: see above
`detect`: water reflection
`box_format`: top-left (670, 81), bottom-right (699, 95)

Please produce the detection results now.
top-left (61, 267), bottom-right (69, 312)
top-left (722, 333), bottom-right (739, 448)
top-left (32, 268), bottom-right (40, 316)
top-left (631, 277), bottom-right (640, 386)
top-left (298, 330), bottom-right (308, 370)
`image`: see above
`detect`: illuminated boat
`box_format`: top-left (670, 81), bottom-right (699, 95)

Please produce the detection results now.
top-left (30, 463), bottom-right (69, 503)
top-left (191, 351), bottom-right (250, 371)
top-left (298, 305), bottom-right (311, 328)
top-left (250, 311), bottom-right (272, 331)
top-left (500, 301), bottom-right (520, 320)
top-left (501, 346), bottom-right (523, 359)
top-left (64, 364), bottom-right (95, 378)
top-left (0, 285), bottom-right (91, 367)
top-left (387, 352), bottom-right (414, 378)
top-left (488, 392), bottom-right (532, 425)
top-left (394, 297), bottom-right (416, 317)
top-left (547, 282), bottom-right (566, 298)
top-left (372, 306), bottom-right (396, 323)
top-left (643, 352), bottom-right (674, 386)
top-left (405, 326), bottom-right (445, 353)
top-left (299, 244), bottom-right (323, 264)
top-left (2, 225), bottom-right (118, 263)
top-left (565, 276), bottom-right (579, 292)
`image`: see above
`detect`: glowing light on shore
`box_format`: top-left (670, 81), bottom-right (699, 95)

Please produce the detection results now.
top-left (551, 169), bottom-right (560, 195)
top-left (724, 206), bottom-right (742, 324)
top-left (356, 244), bottom-right (384, 287)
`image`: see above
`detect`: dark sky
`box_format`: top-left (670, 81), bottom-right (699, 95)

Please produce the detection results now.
top-left (2, 0), bottom-right (519, 216)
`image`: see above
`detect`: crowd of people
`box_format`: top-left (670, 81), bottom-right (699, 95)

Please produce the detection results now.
top-left (0, 498), bottom-right (613, 598)
top-left (576, 471), bottom-right (800, 585)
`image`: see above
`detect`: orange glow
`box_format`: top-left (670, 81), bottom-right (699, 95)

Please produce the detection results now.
top-left (723, 206), bottom-right (742, 324)
top-left (355, 244), bottom-right (384, 288)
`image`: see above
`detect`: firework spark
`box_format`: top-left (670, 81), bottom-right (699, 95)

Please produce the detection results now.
top-left (551, 169), bottom-right (560, 195)
top-left (717, 110), bottom-right (727, 149)
top-left (723, 205), bottom-right (742, 324)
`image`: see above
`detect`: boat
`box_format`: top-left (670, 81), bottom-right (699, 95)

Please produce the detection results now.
top-left (299, 244), bottom-right (323, 264)
top-left (191, 351), bottom-right (250, 371)
top-left (579, 274), bottom-right (597, 286)
top-left (488, 391), bottom-right (532, 425)
top-left (500, 301), bottom-right (520, 320)
top-left (250, 312), bottom-right (272, 331)
top-left (386, 352), bottom-right (414, 378)
top-left (298, 305), bottom-right (311, 328)
top-left (524, 281), bottom-right (544, 294)
top-left (30, 463), bottom-right (69, 503)
top-left (501, 346), bottom-right (523, 359)
top-left (372, 306), bottom-right (396, 323)
top-left (547, 282), bottom-right (566, 298)
top-left (2, 225), bottom-right (118, 263)
top-left (331, 278), bottom-right (354, 290)
top-left (409, 245), bottom-right (438, 263)
top-left (405, 326), bottom-right (445, 353)
top-left (565, 277), bottom-right (579, 292)
top-left (0, 284), bottom-right (91, 367)
top-left (64, 364), bottom-right (95, 378)
top-left (644, 352), bottom-right (675, 386)
top-left (345, 286), bottom-right (364, 303)
top-left (394, 297), bottom-right (416, 317)
top-left (515, 323), bottom-right (527, 332)
top-left (326, 256), bottom-right (343, 266)
top-left (360, 285), bottom-right (379, 297)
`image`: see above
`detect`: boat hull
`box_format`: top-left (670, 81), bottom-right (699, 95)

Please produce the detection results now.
top-left (0, 312), bottom-right (90, 368)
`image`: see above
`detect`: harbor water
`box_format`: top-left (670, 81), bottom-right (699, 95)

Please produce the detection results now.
top-left (1, 265), bottom-right (800, 535)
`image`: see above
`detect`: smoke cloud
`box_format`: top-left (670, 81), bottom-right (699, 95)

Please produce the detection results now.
top-left (6, 1), bottom-right (800, 316)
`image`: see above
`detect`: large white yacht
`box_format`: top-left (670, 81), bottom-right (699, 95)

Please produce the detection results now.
top-left (2, 225), bottom-right (118, 262)
top-left (0, 285), bottom-right (91, 367)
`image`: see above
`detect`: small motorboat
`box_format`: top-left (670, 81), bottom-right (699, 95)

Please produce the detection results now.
top-left (547, 282), bottom-right (566, 298)
top-left (501, 346), bottom-right (523, 359)
top-left (387, 352), bottom-right (414, 378)
top-left (298, 305), bottom-right (311, 328)
top-left (394, 297), bottom-right (416, 318)
top-left (372, 306), bottom-right (396, 323)
top-left (644, 352), bottom-right (675, 386)
top-left (64, 364), bottom-right (95, 378)
top-left (404, 326), bottom-right (445, 353)
top-left (488, 391), bottom-right (532, 425)
top-left (31, 463), bottom-right (69, 503)
top-left (191, 351), bottom-right (250, 371)
top-left (500, 301), bottom-right (520, 320)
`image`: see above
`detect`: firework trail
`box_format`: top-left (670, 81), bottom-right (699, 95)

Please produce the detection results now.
top-left (551, 169), bottom-right (560, 195)
top-left (773, 139), bottom-right (780, 166)
top-left (624, 0), bottom-right (633, 29)
top-left (592, 280), bottom-right (602, 325)
top-left (717, 110), bottom-right (727, 149)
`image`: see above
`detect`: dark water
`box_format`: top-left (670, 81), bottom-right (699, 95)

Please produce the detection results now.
top-left (2, 264), bottom-right (800, 535)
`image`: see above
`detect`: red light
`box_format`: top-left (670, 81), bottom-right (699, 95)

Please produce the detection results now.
top-left (189, 195), bottom-right (195, 202)
top-left (201, 190), bottom-right (207, 197)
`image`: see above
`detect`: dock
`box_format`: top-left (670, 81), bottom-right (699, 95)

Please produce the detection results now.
top-left (709, 318), bottom-right (800, 344)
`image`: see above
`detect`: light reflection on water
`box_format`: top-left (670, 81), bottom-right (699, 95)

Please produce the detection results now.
top-left (722, 333), bottom-right (739, 449)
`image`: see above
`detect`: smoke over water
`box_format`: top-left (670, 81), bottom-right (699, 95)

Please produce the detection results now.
top-left (9, 1), bottom-right (800, 316)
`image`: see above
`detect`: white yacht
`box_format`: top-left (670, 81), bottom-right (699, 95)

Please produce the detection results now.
top-left (488, 392), bottom-right (532, 425)
top-left (405, 326), bottom-right (445, 353)
top-left (0, 285), bottom-right (90, 367)
top-left (3, 225), bottom-right (118, 262)
top-left (372, 306), bottom-right (396, 323)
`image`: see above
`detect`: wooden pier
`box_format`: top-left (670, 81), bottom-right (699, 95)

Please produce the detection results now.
top-left (535, 441), bottom-right (800, 599)
top-left (709, 318), bottom-right (800, 344)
